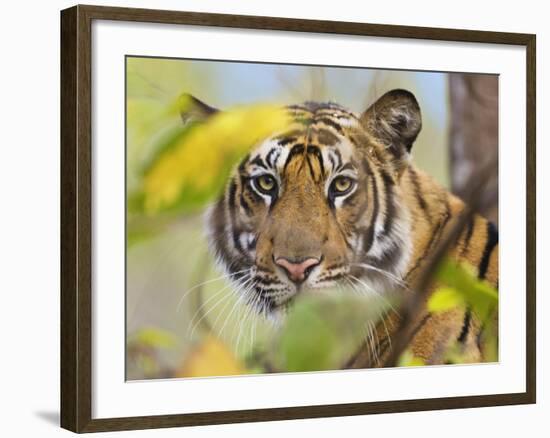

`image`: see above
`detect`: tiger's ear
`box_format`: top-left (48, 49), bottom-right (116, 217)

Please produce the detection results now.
top-left (360, 89), bottom-right (422, 165)
top-left (179, 94), bottom-right (219, 125)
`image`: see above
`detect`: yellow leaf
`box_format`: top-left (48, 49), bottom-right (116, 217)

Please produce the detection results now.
top-left (142, 103), bottom-right (291, 214)
top-left (175, 336), bottom-right (246, 378)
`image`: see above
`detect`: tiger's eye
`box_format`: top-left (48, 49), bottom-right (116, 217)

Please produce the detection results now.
top-left (332, 176), bottom-right (354, 194)
top-left (255, 174), bottom-right (277, 194)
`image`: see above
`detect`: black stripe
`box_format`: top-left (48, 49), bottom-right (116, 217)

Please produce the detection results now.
top-left (287, 104), bottom-right (311, 112)
top-left (283, 143), bottom-right (305, 174)
top-left (362, 157), bottom-right (372, 176)
top-left (316, 117), bottom-right (344, 134)
top-left (302, 101), bottom-right (325, 112)
top-left (346, 132), bottom-right (363, 149)
top-left (365, 243), bottom-right (401, 272)
top-left (209, 197), bottom-right (233, 269)
top-left (457, 308), bottom-right (472, 343)
top-left (363, 225), bottom-right (376, 255)
top-left (343, 236), bottom-right (355, 251)
top-left (409, 168), bottom-right (432, 223)
top-left (426, 198), bottom-right (451, 251)
top-left (460, 216), bottom-right (476, 258)
top-left (266, 147), bottom-right (279, 167)
top-left (228, 180), bottom-right (238, 216)
top-left (240, 174), bottom-right (264, 204)
top-left (239, 193), bottom-right (252, 216)
top-left (363, 164), bottom-right (379, 254)
top-left (328, 153), bottom-right (336, 170)
top-left (307, 145), bottom-right (325, 177)
top-left (248, 184), bottom-right (263, 204)
top-left (411, 314), bottom-right (432, 340)
top-left (238, 154), bottom-right (250, 173)
top-left (478, 222), bottom-right (498, 280)
top-left (380, 169), bottom-right (395, 234)
top-left (333, 148), bottom-right (343, 171)
top-left (232, 270), bottom-right (249, 283)
top-left (277, 136), bottom-right (297, 147)
top-left (247, 238), bottom-right (256, 251)
top-left (464, 216), bottom-right (475, 247)
top-left (322, 272), bottom-right (347, 282)
top-left (238, 174), bottom-right (255, 215)
top-left (254, 277), bottom-right (283, 287)
top-left (250, 155), bottom-right (267, 169)
top-left (405, 198), bottom-right (451, 281)
top-left (228, 180), bottom-right (245, 254)
top-left (305, 154), bottom-right (316, 179)
top-left (260, 295), bottom-right (277, 314)
top-left (333, 113), bottom-right (359, 121)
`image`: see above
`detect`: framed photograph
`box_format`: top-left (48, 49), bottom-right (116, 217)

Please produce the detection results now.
top-left (60, 4), bottom-right (536, 433)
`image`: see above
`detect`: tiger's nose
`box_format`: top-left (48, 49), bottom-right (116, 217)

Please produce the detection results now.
top-left (275, 257), bottom-right (321, 283)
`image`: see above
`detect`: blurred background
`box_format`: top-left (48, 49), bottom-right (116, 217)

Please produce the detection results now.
top-left (126, 57), bottom-right (498, 380)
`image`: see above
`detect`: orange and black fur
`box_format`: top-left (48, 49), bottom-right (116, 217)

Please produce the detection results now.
top-left (186, 90), bottom-right (498, 366)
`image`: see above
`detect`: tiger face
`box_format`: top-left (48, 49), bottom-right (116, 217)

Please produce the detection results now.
top-left (200, 90), bottom-right (423, 318)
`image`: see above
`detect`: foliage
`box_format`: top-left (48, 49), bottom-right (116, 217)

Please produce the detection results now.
top-left (126, 93), bottom-right (291, 247)
top-left (128, 256), bottom-right (500, 378)
top-left (397, 350), bottom-right (425, 367)
top-left (132, 327), bottom-right (178, 349)
top-left (124, 59), bottom-right (497, 378)
top-left (430, 259), bottom-right (498, 325)
top-left (429, 259), bottom-right (499, 363)
top-left (272, 295), bottom-right (387, 372)
top-left (126, 223), bottom-right (499, 377)
top-left (133, 99), bottom-right (291, 215)
top-left (175, 336), bottom-right (246, 378)
top-left (126, 327), bottom-right (179, 379)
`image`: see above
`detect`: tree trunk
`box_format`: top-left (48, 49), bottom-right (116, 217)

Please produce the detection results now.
top-left (448, 74), bottom-right (499, 225)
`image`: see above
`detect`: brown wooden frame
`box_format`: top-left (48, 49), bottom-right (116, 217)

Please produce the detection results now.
top-left (60, 4), bottom-right (536, 433)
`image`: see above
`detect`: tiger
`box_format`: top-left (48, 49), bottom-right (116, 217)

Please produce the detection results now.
top-left (183, 89), bottom-right (498, 367)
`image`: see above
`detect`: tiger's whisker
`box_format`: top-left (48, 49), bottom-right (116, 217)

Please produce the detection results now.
top-left (351, 263), bottom-right (409, 290)
top-left (186, 274), bottom-right (251, 332)
top-left (217, 280), bottom-right (257, 341)
top-left (188, 291), bottom-right (233, 339)
top-left (208, 277), bottom-right (256, 335)
top-left (234, 287), bottom-right (256, 355)
top-left (176, 268), bottom-right (251, 313)
top-left (188, 276), bottom-right (254, 338)
top-left (248, 287), bottom-right (264, 351)
top-left (348, 274), bottom-right (399, 316)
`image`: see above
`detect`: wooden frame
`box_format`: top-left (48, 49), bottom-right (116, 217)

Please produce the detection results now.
top-left (60, 4), bottom-right (536, 433)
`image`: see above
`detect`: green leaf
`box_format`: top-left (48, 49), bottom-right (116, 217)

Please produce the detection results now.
top-left (126, 228), bottom-right (158, 248)
top-left (273, 294), bottom-right (389, 372)
top-left (427, 287), bottom-right (465, 313)
top-left (279, 304), bottom-right (337, 372)
top-left (125, 213), bottom-right (175, 248)
top-left (435, 259), bottom-right (498, 323)
top-left (398, 350), bottom-right (425, 367)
